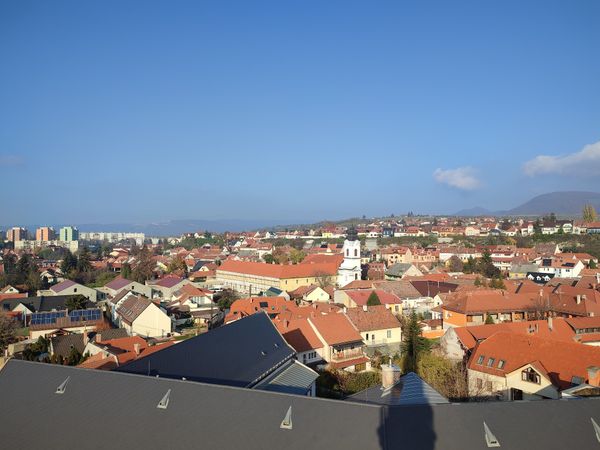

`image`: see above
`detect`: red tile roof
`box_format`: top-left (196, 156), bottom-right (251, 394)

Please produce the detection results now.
top-left (468, 332), bottom-right (600, 390)
top-left (345, 305), bottom-right (400, 332)
top-left (218, 260), bottom-right (339, 279)
top-left (344, 289), bottom-right (401, 306)
top-left (274, 317), bottom-right (323, 352)
top-left (308, 314), bottom-right (363, 345)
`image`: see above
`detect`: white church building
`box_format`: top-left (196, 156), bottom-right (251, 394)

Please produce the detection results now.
top-left (337, 228), bottom-right (362, 287)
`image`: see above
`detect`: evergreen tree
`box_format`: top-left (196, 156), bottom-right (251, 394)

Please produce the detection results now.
top-left (367, 291), bottom-right (381, 306)
top-left (61, 251), bottom-right (78, 274)
top-left (121, 263), bottom-right (132, 279)
top-left (485, 315), bottom-right (495, 324)
top-left (401, 312), bottom-right (430, 374)
top-left (76, 247), bottom-right (92, 273)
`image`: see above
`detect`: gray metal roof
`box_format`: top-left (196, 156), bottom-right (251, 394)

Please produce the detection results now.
top-left (348, 372), bottom-right (449, 406)
top-left (255, 359), bottom-right (318, 395)
top-left (115, 312), bottom-right (296, 388)
top-left (1, 360), bottom-right (600, 449)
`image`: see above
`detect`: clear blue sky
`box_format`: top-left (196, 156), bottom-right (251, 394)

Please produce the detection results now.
top-left (1, 0), bottom-right (599, 225)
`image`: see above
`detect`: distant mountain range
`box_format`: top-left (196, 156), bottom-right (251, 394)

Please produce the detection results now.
top-left (454, 191), bottom-right (600, 217)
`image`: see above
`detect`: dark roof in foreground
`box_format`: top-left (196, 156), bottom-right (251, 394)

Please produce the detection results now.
top-left (1, 360), bottom-right (600, 450)
top-left (115, 312), bottom-right (295, 388)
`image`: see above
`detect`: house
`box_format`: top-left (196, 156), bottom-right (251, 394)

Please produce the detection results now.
top-left (145, 275), bottom-right (191, 299)
top-left (114, 295), bottom-right (171, 338)
top-left (307, 313), bottom-right (370, 372)
top-left (0, 294), bottom-right (95, 325)
top-left (345, 305), bottom-right (402, 354)
top-left (288, 285), bottom-right (331, 303)
top-left (273, 317), bottom-right (325, 367)
top-left (535, 256), bottom-right (585, 278)
top-left (116, 312), bottom-right (318, 396)
top-left (384, 263), bottom-right (422, 280)
top-left (467, 332), bottom-right (600, 400)
top-left (101, 276), bottom-right (152, 298)
top-left (28, 308), bottom-right (105, 340)
top-left (440, 317), bottom-right (578, 361)
top-left (225, 296), bottom-right (299, 323)
top-left (2, 359), bottom-right (600, 449)
top-left (79, 335), bottom-right (174, 370)
top-left (38, 279), bottom-right (98, 302)
top-left (335, 289), bottom-right (403, 316)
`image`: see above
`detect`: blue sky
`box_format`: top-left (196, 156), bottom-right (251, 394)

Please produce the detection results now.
top-left (1, 0), bottom-right (599, 225)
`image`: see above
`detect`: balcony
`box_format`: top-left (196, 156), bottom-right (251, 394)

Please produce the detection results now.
top-left (330, 348), bottom-right (365, 362)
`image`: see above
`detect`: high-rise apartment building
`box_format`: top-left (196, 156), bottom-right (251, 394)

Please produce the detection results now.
top-left (59, 226), bottom-right (79, 242)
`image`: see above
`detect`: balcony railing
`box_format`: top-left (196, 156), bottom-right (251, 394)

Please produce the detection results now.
top-left (331, 349), bottom-right (365, 361)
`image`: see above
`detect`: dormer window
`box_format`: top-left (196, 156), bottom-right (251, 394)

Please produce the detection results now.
top-left (487, 358), bottom-right (495, 367)
top-left (477, 355), bottom-right (485, 365)
top-left (521, 367), bottom-right (541, 384)
top-left (497, 360), bottom-right (505, 369)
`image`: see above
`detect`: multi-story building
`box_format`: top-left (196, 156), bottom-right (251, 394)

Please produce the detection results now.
top-left (59, 226), bottom-right (79, 242)
top-left (35, 226), bottom-right (56, 241)
top-left (80, 231), bottom-right (145, 246)
top-left (6, 227), bottom-right (28, 242)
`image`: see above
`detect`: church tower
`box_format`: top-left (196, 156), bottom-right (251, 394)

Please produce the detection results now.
top-left (338, 227), bottom-right (362, 287)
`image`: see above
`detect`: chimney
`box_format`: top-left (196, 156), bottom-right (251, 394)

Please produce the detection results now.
top-left (381, 364), bottom-right (402, 389)
top-left (576, 295), bottom-right (581, 305)
top-left (343, 307), bottom-right (347, 314)
top-left (133, 343), bottom-right (140, 356)
top-left (95, 333), bottom-right (102, 343)
top-left (596, 273), bottom-right (600, 285)
top-left (363, 305), bottom-right (368, 312)
top-left (547, 316), bottom-right (553, 331)
top-left (83, 332), bottom-right (89, 346)
top-left (588, 366), bottom-right (600, 387)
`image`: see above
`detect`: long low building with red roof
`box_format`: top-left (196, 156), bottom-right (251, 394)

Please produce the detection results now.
top-left (216, 259), bottom-right (340, 295)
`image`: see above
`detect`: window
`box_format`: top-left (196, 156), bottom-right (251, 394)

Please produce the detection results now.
top-left (387, 330), bottom-right (392, 338)
top-left (476, 378), bottom-right (483, 389)
top-left (365, 334), bottom-right (369, 340)
top-left (487, 358), bottom-right (495, 367)
top-left (521, 368), bottom-right (541, 384)
top-left (571, 376), bottom-right (583, 386)
top-left (498, 360), bottom-right (505, 369)
top-left (354, 249), bottom-right (358, 257)
top-left (486, 381), bottom-right (493, 390)
top-left (355, 362), bottom-right (366, 372)
top-left (477, 355), bottom-right (485, 365)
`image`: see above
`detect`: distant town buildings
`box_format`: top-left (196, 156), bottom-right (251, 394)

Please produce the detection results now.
top-left (59, 226), bottom-right (79, 242)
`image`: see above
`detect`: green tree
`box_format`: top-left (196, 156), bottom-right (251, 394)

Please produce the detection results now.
top-left (401, 312), bottom-right (430, 374)
top-left (583, 204), bottom-right (598, 223)
top-left (65, 346), bottom-right (84, 366)
top-left (61, 251), bottom-right (78, 274)
top-left (262, 254), bottom-right (275, 264)
top-left (168, 255), bottom-right (187, 274)
top-left (590, 259), bottom-right (598, 269)
top-left (216, 289), bottom-right (238, 310)
top-left (121, 263), bottom-right (132, 279)
top-left (76, 247), bottom-right (92, 273)
top-left (447, 255), bottom-right (463, 272)
top-left (65, 295), bottom-right (88, 310)
top-left (367, 291), bottom-right (381, 306)
top-left (0, 312), bottom-right (17, 353)
top-left (485, 314), bottom-right (495, 324)
top-left (289, 248), bottom-right (306, 264)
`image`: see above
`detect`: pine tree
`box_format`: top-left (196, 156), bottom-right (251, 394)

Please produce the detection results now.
top-left (401, 312), bottom-right (430, 374)
top-left (367, 292), bottom-right (381, 306)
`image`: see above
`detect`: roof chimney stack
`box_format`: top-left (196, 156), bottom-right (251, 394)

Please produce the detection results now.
top-left (547, 316), bottom-right (553, 331)
top-left (134, 343), bottom-right (140, 356)
top-left (588, 366), bottom-right (600, 387)
top-left (363, 305), bottom-right (368, 312)
top-left (576, 295), bottom-right (582, 305)
top-left (381, 364), bottom-right (402, 389)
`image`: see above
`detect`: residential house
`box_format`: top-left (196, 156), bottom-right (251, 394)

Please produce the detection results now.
top-left (307, 313), bottom-right (370, 372)
top-left (334, 289), bottom-right (403, 316)
top-left (345, 305), bottom-right (402, 354)
top-left (38, 279), bottom-right (98, 302)
top-left (101, 276), bottom-right (152, 298)
top-left (384, 263), bottom-right (422, 280)
top-left (116, 312), bottom-right (318, 396)
top-left (115, 295), bottom-right (171, 338)
top-left (225, 296), bottom-right (299, 323)
top-left (467, 332), bottom-right (600, 401)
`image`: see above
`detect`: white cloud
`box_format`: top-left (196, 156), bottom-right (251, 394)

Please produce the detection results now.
top-left (0, 155), bottom-right (24, 167)
top-left (523, 141), bottom-right (600, 176)
top-left (433, 167), bottom-right (481, 191)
